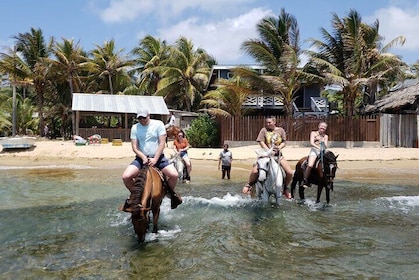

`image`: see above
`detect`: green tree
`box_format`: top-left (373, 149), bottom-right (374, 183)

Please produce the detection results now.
top-left (240, 9), bottom-right (321, 117)
top-left (12, 27), bottom-right (53, 135)
top-left (186, 114), bottom-right (218, 147)
top-left (131, 35), bottom-right (170, 95)
top-left (0, 47), bottom-right (33, 136)
top-left (201, 76), bottom-right (253, 117)
top-left (90, 39), bottom-right (133, 94)
top-left (308, 9), bottom-right (406, 116)
top-left (156, 37), bottom-right (210, 111)
top-left (48, 38), bottom-right (92, 135)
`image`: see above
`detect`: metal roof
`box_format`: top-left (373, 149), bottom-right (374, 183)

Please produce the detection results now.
top-left (72, 93), bottom-right (169, 115)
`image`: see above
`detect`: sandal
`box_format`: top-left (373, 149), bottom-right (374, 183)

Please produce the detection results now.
top-left (243, 183), bottom-right (252, 194)
top-left (283, 189), bottom-right (292, 199)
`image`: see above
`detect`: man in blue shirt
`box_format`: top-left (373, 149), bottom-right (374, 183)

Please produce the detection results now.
top-left (122, 107), bottom-right (182, 209)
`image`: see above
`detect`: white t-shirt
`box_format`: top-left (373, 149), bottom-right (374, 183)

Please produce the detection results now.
top-left (130, 119), bottom-right (166, 157)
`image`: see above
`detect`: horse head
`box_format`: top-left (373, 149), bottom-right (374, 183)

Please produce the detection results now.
top-left (322, 151), bottom-right (338, 190)
top-left (169, 152), bottom-right (184, 182)
top-left (255, 147), bottom-right (273, 182)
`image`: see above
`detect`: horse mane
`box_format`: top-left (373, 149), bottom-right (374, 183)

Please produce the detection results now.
top-left (324, 150), bottom-right (337, 162)
top-left (130, 166), bottom-right (148, 209)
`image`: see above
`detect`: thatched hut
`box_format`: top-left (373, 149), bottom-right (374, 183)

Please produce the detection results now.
top-left (365, 79), bottom-right (418, 148)
top-left (364, 79), bottom-right (419, 114)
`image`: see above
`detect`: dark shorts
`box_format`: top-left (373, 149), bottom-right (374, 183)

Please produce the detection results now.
top-left (130, 154), bottom-right (171, 170)
top-left (221, 165), bottom-right (231, 171)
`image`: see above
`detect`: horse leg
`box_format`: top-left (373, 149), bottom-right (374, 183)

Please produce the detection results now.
top-left (298, 184), bottom-right (305, 201)
top-left (316, 185), bottom-right (323, 204)
top-left (152, 206), bottom-right (160, 234)
top-left (325, 186), bottom-right (330, 204)
top-left (290, 175), bottom-right (297, 198)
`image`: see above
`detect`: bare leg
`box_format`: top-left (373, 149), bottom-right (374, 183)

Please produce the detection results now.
top-left (122, 164), bottom-right (139, 193)
top-left (280, 158), bottom-right (293, 199)
top-left (303, 155), bottom-right (316, 188)
top-left (162, 164), bottom-right (182, 209)
top-left (183, 156), bottom-right (192, 180)
top-left (243, 165), bottom-right (258, 194)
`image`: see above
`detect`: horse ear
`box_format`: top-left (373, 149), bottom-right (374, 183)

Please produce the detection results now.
top-left (335, 154), bottom-right (339, 159)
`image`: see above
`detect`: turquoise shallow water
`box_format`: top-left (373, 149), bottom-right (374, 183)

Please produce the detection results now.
top-left (0, 164), bottom-right (418, 279)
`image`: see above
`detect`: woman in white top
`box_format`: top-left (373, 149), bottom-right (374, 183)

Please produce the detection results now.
top-left (303, 122), bottom-right (329, 188)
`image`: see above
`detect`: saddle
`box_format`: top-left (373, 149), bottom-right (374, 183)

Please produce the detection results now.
top-left (119, 166), bottom-right (182, 212)
top-left (302, 155), bottom-right (322, 171)
top-left (150, 166), bottom-right (183, 209)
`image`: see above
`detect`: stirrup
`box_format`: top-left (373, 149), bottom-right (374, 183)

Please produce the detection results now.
top-left (302, 179), bottom-right (310, 189)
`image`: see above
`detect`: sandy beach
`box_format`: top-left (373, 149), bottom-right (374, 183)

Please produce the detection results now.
top-left (1, 140), bottom-right (419, 185)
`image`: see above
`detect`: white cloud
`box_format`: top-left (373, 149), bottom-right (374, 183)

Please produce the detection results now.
top-left (98, 0), bottom-right (254, 23)
top-left (158, 8), bottom-right (272, 64)
top-left (372, 6), bottom-right (419, 50)
top-left (99, 0), bottom-right (154, 23)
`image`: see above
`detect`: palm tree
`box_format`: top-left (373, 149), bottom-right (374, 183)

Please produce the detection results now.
top-left (48, 38), bottom-right (93, 135)
top-left (0, 47), bottom-right (33, 136)
top-left (201, 76), bottom-right (253, 117)
top-left (50, 39), bottom-right (91, 94)
top-left (12, 28), bottom-right (53, 135)
top-left (156, 37), bottom-right (210, 111)
top-left (90, 39), bottom-right (133, 94)
top-left (131, 35), bottom-right (170, 95)
top-left (307, 9), bottom-right (406, 116)
top-left (240, 9), bottom-right (322, 116)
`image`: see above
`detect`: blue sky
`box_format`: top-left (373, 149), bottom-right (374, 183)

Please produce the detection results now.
top-left (1, 0), bottom-right (418, 65)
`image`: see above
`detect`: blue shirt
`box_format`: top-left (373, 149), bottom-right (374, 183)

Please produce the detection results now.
top-left (130, 119), bottom-right (166, 157)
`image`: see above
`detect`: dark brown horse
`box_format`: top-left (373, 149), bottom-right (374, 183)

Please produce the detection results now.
top-left (290, 150), bottom-right (338, 204)
top-left (121, 166), bottom-right (166, 242)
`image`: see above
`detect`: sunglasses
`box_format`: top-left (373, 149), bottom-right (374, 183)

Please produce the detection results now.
top-left (178, 135), bottom-right (184, 137)
top-left (138, 116), bottom-right (147, 120)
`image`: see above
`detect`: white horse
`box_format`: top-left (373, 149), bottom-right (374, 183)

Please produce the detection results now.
top-left (169, 153), bottom-right (186, 183)
top-left (254, 145), bottom-right (285, 206)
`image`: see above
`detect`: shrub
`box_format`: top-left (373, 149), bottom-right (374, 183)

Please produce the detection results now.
top-left (186, 114), bottom-right (218, 148)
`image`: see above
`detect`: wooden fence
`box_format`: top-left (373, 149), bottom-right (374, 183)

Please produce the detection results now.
top-left (380, 114), bottom-right (418, 147)
top-left (216, 115), bottom-right (380, 144)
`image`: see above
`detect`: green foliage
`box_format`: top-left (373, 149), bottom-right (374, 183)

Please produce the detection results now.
top-left (186, 114), bottom-right (218, 148)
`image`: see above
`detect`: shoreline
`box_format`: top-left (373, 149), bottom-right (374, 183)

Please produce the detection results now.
top-left (1, 140), bottom-right (419, 185)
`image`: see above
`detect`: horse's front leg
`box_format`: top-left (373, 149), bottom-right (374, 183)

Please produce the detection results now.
top-left (325, 186), bottom-right (330, 204)
top-left (316, 184), bottom-right (323, 204)
top-left (290, 176), bottom-right (297, 198)
top-left (298, 183), bottom-right (305, 201)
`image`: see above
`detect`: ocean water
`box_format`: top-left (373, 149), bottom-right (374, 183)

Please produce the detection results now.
top-left (0, 164), bottom-right (418, 279)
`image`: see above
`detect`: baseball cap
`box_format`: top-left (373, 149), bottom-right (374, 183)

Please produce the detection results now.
top-left (136, 107), bottom-right (149, 118)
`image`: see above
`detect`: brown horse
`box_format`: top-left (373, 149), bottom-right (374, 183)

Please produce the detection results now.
top-left (290, 150), bottom-right (338, 204)
top-left (121, 166), bottom-right (166, 242)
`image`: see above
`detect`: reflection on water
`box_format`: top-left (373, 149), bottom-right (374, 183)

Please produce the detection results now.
top-left (0, 165), bottom-right (418, 279)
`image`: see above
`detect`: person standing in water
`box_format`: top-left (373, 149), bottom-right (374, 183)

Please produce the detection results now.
top-left (219, 143), bottom-right (233, 179)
